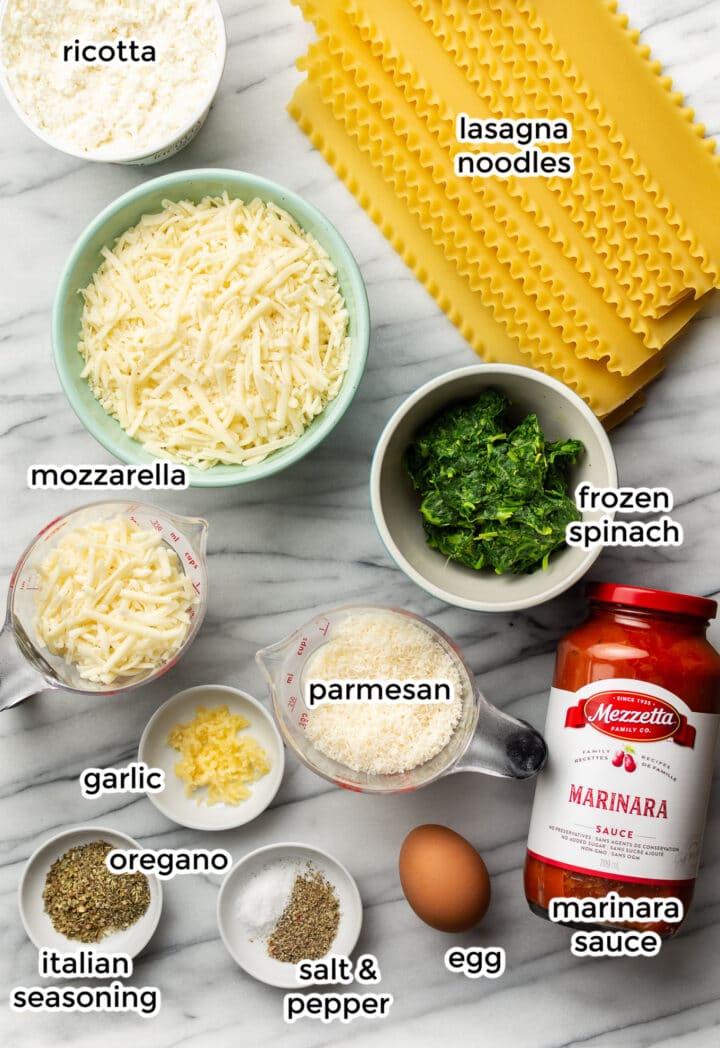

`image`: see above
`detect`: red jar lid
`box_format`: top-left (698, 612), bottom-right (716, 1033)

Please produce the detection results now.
top-left (587, 582), bottom-right (717, 620)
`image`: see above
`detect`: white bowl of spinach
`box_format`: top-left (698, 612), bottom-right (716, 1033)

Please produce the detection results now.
top-left (370, 365), bottom-right (617, 612)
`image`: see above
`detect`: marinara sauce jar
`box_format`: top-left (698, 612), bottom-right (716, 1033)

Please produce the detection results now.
top-left (525, 583), bottom-right (720, 936)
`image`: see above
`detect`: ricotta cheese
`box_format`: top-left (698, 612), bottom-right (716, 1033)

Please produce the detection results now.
top-left (0, 0), bottom-right (221, 158)
top-left (78, 194), bottom-right (350, 468)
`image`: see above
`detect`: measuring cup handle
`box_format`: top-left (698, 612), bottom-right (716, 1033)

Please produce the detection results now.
top-left (0, 622), bottom-right (44, 711)
top-left (451, 699), bottom-right (547, 780)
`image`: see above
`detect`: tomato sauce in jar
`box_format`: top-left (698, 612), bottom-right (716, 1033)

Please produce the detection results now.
top-left (525, 583), bottom-right (720, 937)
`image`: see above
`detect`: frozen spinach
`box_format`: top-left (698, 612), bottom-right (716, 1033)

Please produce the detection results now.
top-left (404, 389), bottom-right (584, 574)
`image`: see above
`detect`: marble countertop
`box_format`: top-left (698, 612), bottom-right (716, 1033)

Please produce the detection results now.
top-left (1, 1), bottom-right (719, 1045)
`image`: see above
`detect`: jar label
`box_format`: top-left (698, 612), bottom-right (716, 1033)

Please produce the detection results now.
top-left (527, 680), bottom-right (720, 883)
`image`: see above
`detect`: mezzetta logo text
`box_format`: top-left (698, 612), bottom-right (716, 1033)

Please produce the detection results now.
top-left (586, 701), bottom-right (676, 727)
top-left (563, 689), bottom-right (694, 745)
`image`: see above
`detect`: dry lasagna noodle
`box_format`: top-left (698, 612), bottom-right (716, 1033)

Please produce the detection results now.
top-left (289, 77), bottom-right (657, 420)
top-left (289, 0), bottom-right (720, 420)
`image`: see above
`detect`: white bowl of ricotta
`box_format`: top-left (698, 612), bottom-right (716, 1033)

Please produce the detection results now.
top-left (0, 0), bottom-right (227, 164)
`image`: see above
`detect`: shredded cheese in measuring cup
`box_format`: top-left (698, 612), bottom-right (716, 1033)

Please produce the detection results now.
top-left (34, 517), bottom-right (197, 685)
top-left (305, 612), bottom-right (464, 775)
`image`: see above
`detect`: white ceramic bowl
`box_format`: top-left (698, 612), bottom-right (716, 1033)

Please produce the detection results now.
top-left (19, 825), bottom-right (163, 956)
top-left (370, 364), bottom-right (617, 612)
top-left (217, 843), bottom-right (363, 988)
top-left (138, 685), bottom-right (285, 831)
top-left (0, 0), bottom-right (227, 165)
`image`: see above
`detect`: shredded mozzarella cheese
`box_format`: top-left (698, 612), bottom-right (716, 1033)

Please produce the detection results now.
top-left (34, 517), bottom-right (197, 685)
top-left (305, 612), bottom-right (464, 775)
top-left (78, 194), bottom-right (350, 468)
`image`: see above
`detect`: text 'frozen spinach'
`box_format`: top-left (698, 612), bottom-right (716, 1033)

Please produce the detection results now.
top-left (404, 389), bottom-right (584, 575)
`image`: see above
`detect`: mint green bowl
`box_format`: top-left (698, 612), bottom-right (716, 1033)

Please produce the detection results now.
top-left (52, 169), bottom-right (370, 487)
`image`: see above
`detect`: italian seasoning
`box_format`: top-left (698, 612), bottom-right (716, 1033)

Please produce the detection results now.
top-left (43, 840), bottom-right (150, 943)
top-left (267, 868), bottom-right (340, 964)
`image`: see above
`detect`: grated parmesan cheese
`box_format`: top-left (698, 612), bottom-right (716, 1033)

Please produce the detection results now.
top-left (34, 516), bottom-right (197, 685)
top-left (168, 705), bottom-right (271, 806)
top-left (304, 612), bottom-right (464, 775)
top-left (78, 194), bottom-right (350, 468)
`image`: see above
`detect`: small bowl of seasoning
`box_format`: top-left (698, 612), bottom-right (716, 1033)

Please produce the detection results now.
top-left (217, 843), bottom-right (363, 988)
top-left (19, 825), bottom-right (162, 957)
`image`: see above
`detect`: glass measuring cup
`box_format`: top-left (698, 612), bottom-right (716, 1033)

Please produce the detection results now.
top-left (256, 605), bottom-right (546, 793)
top-left (0, 500), bottom-right (208, 711)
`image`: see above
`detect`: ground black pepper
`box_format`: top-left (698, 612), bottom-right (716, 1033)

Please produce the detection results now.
top-left (266, 868), bottom-right (340, 963)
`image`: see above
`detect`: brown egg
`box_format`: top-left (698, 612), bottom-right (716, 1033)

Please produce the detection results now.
top-left (399, 824), bottom-right (491, 932)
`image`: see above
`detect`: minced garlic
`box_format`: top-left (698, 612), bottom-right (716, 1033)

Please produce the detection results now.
top-left (168, 705), bottom-right (271, 806)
